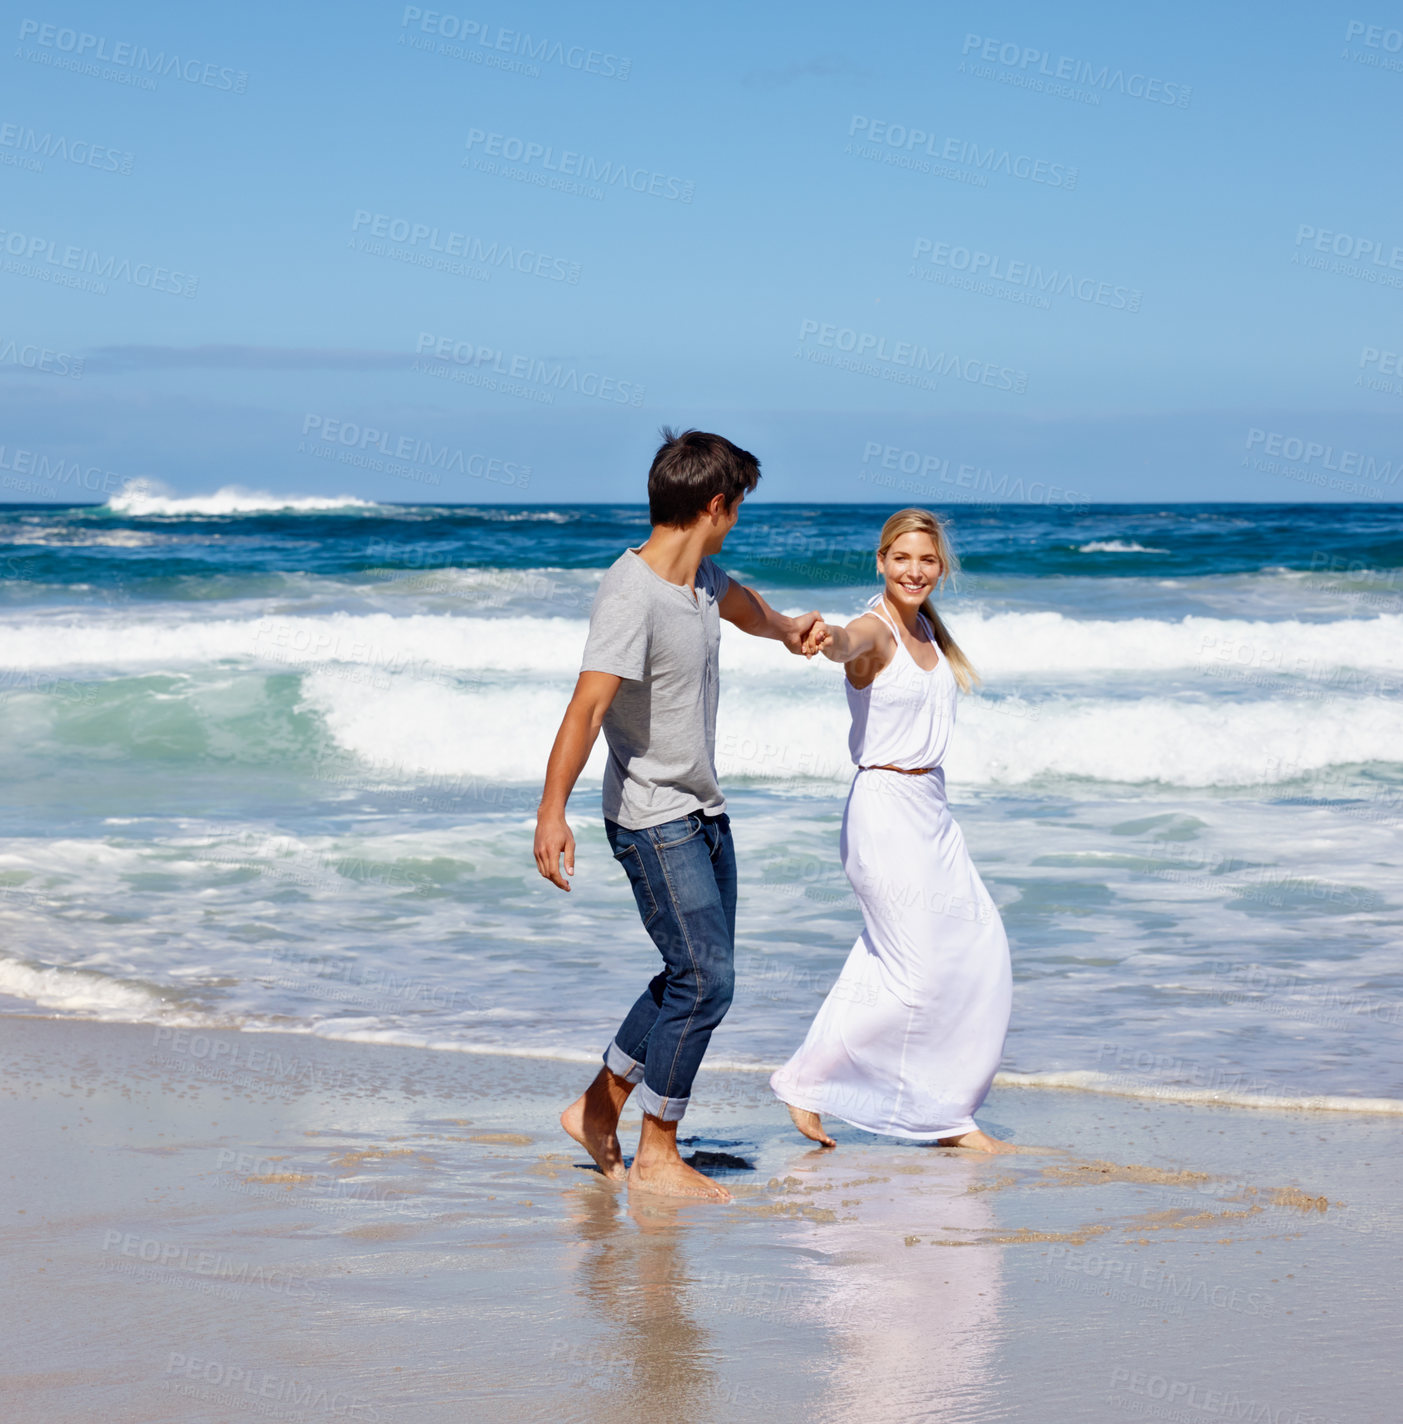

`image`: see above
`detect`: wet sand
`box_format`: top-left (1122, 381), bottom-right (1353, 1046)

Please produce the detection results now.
top-left (1, 1015), bottom-right (1396, 1423)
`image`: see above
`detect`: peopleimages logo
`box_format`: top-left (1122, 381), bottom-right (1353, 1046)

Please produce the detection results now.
top-left (100, 1231), bottom-right (328, 1301)
top-left (1359, 347), bottom-right (1403, 376)
top-left (350, 210), bottom-right (580, 283)
top-left (1357, 345), bottom-right (1403, 398)
top-left (797, 320), bottom-right (1028, 394)
top-left (0, 337), bottom-right (83, 378)
top-left (160, 1352), bottom-right (379, 1420)
top-left (1345, 18), bottom-right (1403, 49)
top-left (399, 7), bottom-right (630, 80)
top-left (959, 34), bottom-right (1191, 107)
top-left (413, 331), bottom-right (645, 406)
top-left (1105, 1368), bottom-right (1342, 1423)
top-left (0, 446), bottom-right (123, 492)
top-left (1342, 18), bottom-right (1403, 71)
top-left (300, 414), bottom-right (530, 489)
top-left (463, 129), bottom-right (693, 202)
top-left (16, 19), bottom-right (248, 91)
top-left (911, 238), bottom-right (1141, 312)
top-left (1294, 223), bottom-right (1403, 269)
top-left (0, 121), bottom-right (134, 174)
top-left (846, 116), bottom-right (1076, 188)
top-left (1244, 427), bottom-right (1401, 485)
top-left (1048, 1245), bottom-right (1273, 1315)
top-left (0, 227), bottom-right (197, 296)
top-left (859, 442), bottom-right (1086, 509)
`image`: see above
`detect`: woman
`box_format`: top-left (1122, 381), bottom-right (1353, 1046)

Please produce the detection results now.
top-left (771, 508), bottom-right (1013, 1152)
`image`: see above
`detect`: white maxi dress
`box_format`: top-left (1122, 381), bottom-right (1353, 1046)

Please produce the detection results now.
top-left (770, 597), bottom-right (1012, 1140)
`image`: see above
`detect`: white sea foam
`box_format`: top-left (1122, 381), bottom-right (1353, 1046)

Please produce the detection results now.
top-left (3, 603), bottom-right (1399, 787)
top-left (3, 608), bottom-right (1402, 677)
top-left (0, 611), bottom-right (582, 672)
top-left (992, 1070), bottom-right (1403, 1114)
top-left (107, 481), bottom-right (379, 517)
top-left (0, 527), bottom-right (171, 547)
top-left (300, 671), bottom-right (614, 780)
top-left (0, 955), bottom-right (196, 1022)
top-left (296, 670), bottom-right (1403, 788)
top-left (468, 509), bottom-right (580, 523)
top-left (1077, 540), bottom-right (1169, 553)
top-left (955, 609), bottom-right (1403, 677)
top-left (950, 695), bottom-right (1403, 787)
top-left (242, 1038), bottom-right (1403, 1114)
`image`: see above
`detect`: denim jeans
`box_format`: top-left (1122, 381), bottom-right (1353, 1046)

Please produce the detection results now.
top-left (602, 810), bottom-right (737, 1122)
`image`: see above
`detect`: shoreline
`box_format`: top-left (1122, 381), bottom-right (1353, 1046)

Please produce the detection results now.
top-left (6, 1005), bottom-right (1401, 1116)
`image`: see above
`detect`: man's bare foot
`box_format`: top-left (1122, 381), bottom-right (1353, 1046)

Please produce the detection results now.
top-left (628, 1155), bottom-right (732, 1203)
top-left (561, 1098), bottom-right (624, 1179)
top-left (936, 1128), bottom-right (1015, 1154)
top-left (560, 1067), bottom-right (633, 1181)
top-left (627, 1111), bottom-right (732, 1203)
top-left (786, 1103), bottom-right (836, 1149)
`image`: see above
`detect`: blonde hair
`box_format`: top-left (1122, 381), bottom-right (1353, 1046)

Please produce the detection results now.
top-left (875, 508), bottom-right (979, 693)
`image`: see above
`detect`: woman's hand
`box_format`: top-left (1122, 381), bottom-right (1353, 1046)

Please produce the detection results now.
top-left (782, 609), bottom-right (824, 656)
top-left (802, 620), bottom-right (832, 657)
top-left (810, 613), bottom-right (885, 666)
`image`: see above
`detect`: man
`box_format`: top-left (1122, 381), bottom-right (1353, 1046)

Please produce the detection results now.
top-left (533, 428), bottom-right (821, 1202)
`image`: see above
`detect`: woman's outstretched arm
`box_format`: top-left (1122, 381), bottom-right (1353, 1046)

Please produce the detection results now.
top-left (806, 612), bottom-right (888, 665)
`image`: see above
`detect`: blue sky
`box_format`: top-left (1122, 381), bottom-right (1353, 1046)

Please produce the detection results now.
top-left (2, 0), bottom-right (1402, 503)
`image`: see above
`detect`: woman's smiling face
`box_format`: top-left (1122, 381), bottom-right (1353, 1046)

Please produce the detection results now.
top-left (878, 531), bottom-right (943, 608)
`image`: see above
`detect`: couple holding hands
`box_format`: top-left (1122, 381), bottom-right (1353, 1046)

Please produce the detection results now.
top-left (533, 429), bottom-right (1012, 1202)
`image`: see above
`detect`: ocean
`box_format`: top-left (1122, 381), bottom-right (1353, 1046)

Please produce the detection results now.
top-left (2, 492), bottom-right (1400, 1110)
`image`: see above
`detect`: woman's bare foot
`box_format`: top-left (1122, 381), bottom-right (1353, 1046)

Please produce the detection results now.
top-left (560, 1067), bottom-right (633, 1181)
top-left (786, 1103), bottom-right (836, 1149)
top-left (628, 1154), bottom-right (732, 1202)
top-left (936, 1128), bottom-right (1015, 1154)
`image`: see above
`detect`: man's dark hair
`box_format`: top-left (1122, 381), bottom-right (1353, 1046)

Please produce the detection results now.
top-left (648, 427), bottom-right (761, 528)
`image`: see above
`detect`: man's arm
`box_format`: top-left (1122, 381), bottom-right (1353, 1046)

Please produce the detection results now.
top-left (534, 671), bottom-right (622, 892)
top-left (718, 579), bottom-right (821, 655)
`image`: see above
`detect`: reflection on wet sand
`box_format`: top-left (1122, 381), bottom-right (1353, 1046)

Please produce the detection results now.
top-left (791, 1148), bottom-right (1004, 1423)
top-left (561, 1146), bottom-right (1003, 1423)
top-left (564, 1183), bottom-right (725, 1423)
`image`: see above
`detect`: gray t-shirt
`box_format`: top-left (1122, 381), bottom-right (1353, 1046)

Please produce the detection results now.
top-left (580, 547), bottom-right (731, 831)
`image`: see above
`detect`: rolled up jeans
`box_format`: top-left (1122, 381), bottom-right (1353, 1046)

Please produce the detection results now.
top-left (603, 810), bottom-right (737, 1122)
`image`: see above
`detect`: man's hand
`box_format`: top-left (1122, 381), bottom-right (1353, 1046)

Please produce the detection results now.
top-left (534, 811), bottom-right (576, 892)
top-left (783, 609), bottom-right (825, 657)
top-left (802, 619), bottom-right (832, 657)
top-left (532, 671), bottom-right (620, 892)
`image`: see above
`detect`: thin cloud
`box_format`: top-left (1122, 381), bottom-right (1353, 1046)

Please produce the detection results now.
top-left (78, 345), bottom-right (408, 374)
top-left (741, 56), bottom-right (875, 87)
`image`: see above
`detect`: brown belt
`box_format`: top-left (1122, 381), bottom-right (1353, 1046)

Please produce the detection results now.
top-left (858, 764), bottom-right (935, 775)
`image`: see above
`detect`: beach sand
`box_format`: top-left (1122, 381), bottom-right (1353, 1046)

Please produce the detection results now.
top-left (2, 1014), bottom-right (1396, 1423)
